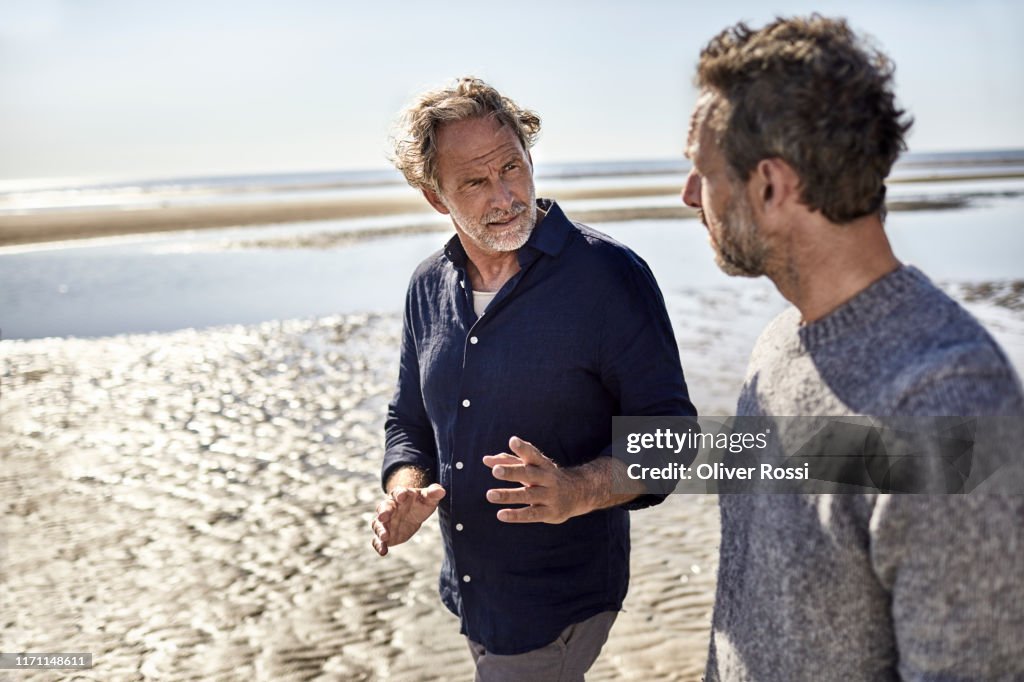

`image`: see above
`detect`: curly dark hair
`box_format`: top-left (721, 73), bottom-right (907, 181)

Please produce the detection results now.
top-left (696, 14), bottom-right (913, 223)
top-left (391, 77), bottom-right (541, 192)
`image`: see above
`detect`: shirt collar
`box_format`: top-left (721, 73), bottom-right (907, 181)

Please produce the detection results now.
top-left (442, 198), bottom-right (573, 268)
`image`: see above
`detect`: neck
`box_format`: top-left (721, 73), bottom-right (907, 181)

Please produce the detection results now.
top-left (465, 249), bottom-right (520, 293)
top-left (770, 213), bottom-right (901, 323)
top-left (453, 228), bottom-right (521, 292)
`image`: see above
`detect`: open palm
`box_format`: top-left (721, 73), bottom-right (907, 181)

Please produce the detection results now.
top-left (371, 484), bottom-right (446, 556)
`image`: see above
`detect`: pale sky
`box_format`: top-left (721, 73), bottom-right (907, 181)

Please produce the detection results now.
top-left (1, 0), bottom-right (1022, 182)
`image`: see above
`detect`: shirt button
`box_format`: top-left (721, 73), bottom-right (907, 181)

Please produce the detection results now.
top-left (463, 575), bottom-right (472, 583)
top-left (455, 461), bottom-right (464, 470)
top-left (470, 336), bottom-right (479, 344)
top-left (460, 280), bottom-right (465, 289)
top-left (456, 523), bottom-right (464, 531)
top-left (462, 399), bottom-right (471, 407)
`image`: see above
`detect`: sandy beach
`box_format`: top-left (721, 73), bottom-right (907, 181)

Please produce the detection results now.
top-left (4, 279), bottom-right (1023, 679)
top-left (1, 314), bottom-right (723, 681)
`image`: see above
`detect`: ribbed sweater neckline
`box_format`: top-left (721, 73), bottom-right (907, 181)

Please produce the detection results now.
top-left (797, 265), bottom-right (927, 351)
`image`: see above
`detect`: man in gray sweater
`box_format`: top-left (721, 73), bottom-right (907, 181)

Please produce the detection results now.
top-left (680, 15), bottom-right (1024, 680)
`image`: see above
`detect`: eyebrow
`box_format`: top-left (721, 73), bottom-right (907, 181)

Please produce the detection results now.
top-left (458, 175), bottom-right (485, 188)
top-left (455, 153), bottom-right (523, 185)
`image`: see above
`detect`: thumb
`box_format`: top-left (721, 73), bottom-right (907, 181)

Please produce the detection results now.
top-left (422, 483), bottom-right (446, 503)
top-left (509, 436), bottom-right (547, 464)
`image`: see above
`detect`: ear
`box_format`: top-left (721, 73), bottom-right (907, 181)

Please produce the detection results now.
top-left (750, 157), bottom-right (801, 215)
top-left (422, 187), bottom-right (450, 215)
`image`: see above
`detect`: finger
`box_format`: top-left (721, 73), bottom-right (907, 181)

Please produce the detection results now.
top-left (508, 436), bottom-right (549, 465)
top-left (489, 462), bottom-right (550, 486)
top-left (375, 497), bottom-right (395, 515)
top-left (375, 504), bottom-right (393, 525)
top-left (496, 505), bottom-right (551, 523)
top-left (372, 519), bottom-right (389, 543)
top-left (391, 488), bottom-right (412, 505)
top-left (390, 489), bottom-right (419, 514)
top-left (372, 536), bottom-right (389, 556)
top-left (486, 486), bottom-right (543, 505)
top-left (482, 453), bottom-right (522, 469)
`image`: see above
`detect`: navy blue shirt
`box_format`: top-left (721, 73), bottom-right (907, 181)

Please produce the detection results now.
top-left (383, 199), bottom-right (696, 655)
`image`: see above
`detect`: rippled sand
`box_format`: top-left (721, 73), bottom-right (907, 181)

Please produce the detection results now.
top-left (4, 286), bottom-right (1022, 681)
top-left (1, 313), bottom-right (722, 681)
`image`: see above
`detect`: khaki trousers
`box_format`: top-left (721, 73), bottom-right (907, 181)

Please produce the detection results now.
top-left (466, 610), bottom-right (618, 682)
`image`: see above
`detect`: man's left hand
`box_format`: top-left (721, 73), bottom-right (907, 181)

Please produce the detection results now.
top-left (483, 436), bottom-right (590, 524)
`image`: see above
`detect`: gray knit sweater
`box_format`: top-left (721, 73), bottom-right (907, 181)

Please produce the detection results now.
top-left (705, 265), bottom-right (1024, 681)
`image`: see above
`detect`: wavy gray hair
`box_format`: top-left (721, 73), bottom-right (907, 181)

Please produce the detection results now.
top-left (697, 15), bottom-right (912, 223)
top-left (390, 77), bottom-right (541, 192)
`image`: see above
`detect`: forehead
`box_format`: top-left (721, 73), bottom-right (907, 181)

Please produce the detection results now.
top-left (434, 116), bottom-right (526, 178)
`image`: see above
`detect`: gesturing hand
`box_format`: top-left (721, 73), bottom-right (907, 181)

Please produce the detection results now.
top-left (483, 436), bottom-right (590, 524)
top-left (371, 483), bottom-right (446, 556)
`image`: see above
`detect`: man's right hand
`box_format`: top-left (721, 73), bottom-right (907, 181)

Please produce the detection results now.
top-left (371, 484), bottom-right (446, 556)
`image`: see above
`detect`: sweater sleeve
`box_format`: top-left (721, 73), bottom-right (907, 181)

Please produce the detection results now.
top-left (869, 493), bottom-right (1024, 680)
top-left (871, 367), bottom-right (1024, 680)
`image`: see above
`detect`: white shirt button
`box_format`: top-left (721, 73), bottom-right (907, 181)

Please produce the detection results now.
top-left (455, 461), bottom-right (464, 470)
top-left (462, 399), bottom-right (471, 407)
top-left (470, 336), bottom-right (479, 344)
top-left (456, 523), bottom-right (464, 531)
top-left (463, 574), bottom-right (471, 583)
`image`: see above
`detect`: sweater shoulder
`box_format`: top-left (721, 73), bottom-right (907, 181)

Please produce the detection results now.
top-left (878, 284), bottom-right (1023, 414)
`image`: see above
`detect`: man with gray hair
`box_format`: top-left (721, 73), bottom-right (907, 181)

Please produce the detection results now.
top-left (681, 15), bottom-right (1024, 680)
top-left (370, 77), bottom-right (696, 680)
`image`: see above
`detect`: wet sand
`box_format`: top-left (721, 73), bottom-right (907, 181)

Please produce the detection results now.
top-left (1, 314), bottom-right (722, 681)
top-left (3, 172), bottom-right (1022, 248)
top-left (0, 184), bottom-right (686, 248)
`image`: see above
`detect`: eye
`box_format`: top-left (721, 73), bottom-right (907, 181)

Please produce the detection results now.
top-left (503, 162), bottom-right (519, 172)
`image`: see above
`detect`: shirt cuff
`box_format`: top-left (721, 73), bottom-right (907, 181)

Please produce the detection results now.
top-left (619, 493), bottom-right (669, 511)
top-left (381, 448), bottom-right (436, 492)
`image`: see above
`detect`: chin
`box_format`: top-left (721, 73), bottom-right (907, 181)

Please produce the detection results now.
top-left (715, 253), bottom-right (763, 279)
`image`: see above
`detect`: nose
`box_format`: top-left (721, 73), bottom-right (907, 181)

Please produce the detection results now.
top-left (491, 178), bottom-right (515, 211)
top-left (682, 169), bottom-right (702, 209)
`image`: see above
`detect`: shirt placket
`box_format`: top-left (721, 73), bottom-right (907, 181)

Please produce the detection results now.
top-left (449, 266), bottom-right (484, 595)
top-left (446, 256), bottom-right (537, 624)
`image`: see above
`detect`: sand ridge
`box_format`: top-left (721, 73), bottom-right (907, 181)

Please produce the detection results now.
top-left (4, 173), bottom-right (1021, 248)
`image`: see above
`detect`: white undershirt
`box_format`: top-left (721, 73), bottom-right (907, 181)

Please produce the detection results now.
top-left (472, 290), bottom-right (498, 317)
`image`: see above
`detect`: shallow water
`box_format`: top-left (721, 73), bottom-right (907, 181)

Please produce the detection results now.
top-left (1, 195), bottom-right (1023, 341)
